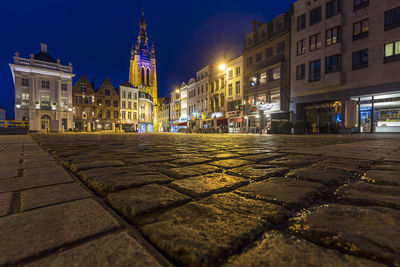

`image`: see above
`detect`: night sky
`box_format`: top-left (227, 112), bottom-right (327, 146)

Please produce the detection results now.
top-left (0, 0), bottom-right (294, 119)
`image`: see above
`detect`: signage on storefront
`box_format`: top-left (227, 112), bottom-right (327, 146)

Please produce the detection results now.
top-left (249, 102), bottom-right (280, 113)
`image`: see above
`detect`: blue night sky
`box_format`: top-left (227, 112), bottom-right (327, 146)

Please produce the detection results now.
top-left (0, 0), bottom-right (294, 119)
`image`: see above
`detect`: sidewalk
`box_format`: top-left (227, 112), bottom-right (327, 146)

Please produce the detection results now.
top-left (0, 135), bottom-right (170, 266)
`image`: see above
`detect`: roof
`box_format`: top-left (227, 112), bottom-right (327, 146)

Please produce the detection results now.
top-left (33, 51), bottom-right (57, 63)
top-left (120, 81), bottom-right (135, 88)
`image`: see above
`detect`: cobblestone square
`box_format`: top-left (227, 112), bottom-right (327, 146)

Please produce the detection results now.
top-left (1, 133), bottom-right (400, 266)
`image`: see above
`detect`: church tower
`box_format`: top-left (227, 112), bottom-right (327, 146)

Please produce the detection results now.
top-left (129, 9), bottom-right (159, 132)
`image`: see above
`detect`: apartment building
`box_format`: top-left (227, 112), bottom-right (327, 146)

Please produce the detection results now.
top-left (158, 96), bottom-right (171, 132)
top-left (243, 10), bottom-right (292, 134)
top-left (138, 91), bottom-right (154, 132)
top-left (94, 77), bottom-right (119, 131)
top-left (291, 0), bottom-right (400, 133)
top-left (118, 82), bottom-right (139, 132)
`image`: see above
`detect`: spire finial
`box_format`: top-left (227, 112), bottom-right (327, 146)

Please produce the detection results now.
top-left (141, 4), bottom-right (144, 17)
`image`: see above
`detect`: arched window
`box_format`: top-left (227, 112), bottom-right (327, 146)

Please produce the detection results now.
top-left (146, 68), bottom-right (150, 86)
top-left (141, 67), bottom-right (145, 84)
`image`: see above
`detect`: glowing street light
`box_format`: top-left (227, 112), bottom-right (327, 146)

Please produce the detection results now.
top-left (218, 63), bottom-right (226, 71)
top-left (175, 89), bottom-right (180, 93)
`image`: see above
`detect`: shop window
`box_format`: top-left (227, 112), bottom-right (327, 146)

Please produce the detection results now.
top-left (353, 19), bottom-right (369, 40)
top-left (325, 55), bottom-right (341, 73)
top-left (269, 68), bottom-right (280, 81)
top-left (310, 7), bottom-right (321, 26)
top-left (384, 40), bottom-right (400, 63)
top-left (326, 0), bottom-right (341, 18)
top-left (354, 0), bottom-right (368, 11)
top-left (326, 27), bottom-right (341, 46)
top-left (309, 33), bottom-right (322, 51)
top-left (352, 49), bottom-right (368, 69)
top-left (297, 39), bottom-right (306, 55)
top-left (296, 64), bottom-right (305, 80)
top-left (297, 14), bottom-right (306, 31)
top-left (385, 7), bottom-right (400, 31)
top-left (309, 60), bottom-right (321, 82)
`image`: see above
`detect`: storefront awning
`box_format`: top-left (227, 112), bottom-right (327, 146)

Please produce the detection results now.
top-left (230, 118), bottom-right (243, 123)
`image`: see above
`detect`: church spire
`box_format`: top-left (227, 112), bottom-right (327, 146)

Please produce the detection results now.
top-left (137, 5), bottom-right (149, 51)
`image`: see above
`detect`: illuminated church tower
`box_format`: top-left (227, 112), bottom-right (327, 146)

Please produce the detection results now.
top-left (129, 10), bottom-right (159, 131)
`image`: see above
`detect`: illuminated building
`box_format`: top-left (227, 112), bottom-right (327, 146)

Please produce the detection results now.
top-left (129, 10), bottom-right (159, 132)
top-left (72, 74), bottom-right (95, 131)
top-left (158, 96), bottom-right (171, 132)
top-left (138, 91), bottom-right (154, 132)
top-left (94, 77), bottom-right (119, 131)
top-left (291, 0), bottom-right (400, 133)
top-left (118, 82), bottom-right (139, 132)
top-left (9, 43), bottom-right (75, 132)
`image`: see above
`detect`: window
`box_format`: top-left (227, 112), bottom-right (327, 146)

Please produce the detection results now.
top-left (41, 95), bottom-right (51, 106)
top-left (79, 84), bottom-right (87, 94)
top-left (141, 104), bottom-right (145, 110)
top-left (297, 39), bottom-right (306, 55)
top-left (235, 67), bottom-right (240, 76)
top-left (266, 47), bottom-right (273, 58)
top-left (326, 0), bottom-right (341, 18)
top-left (274, 19), bottom-right (283, 32)
top-left (128, 102), bottom-right (131, 109)
top-left (309, 60), bottom-right (321, 82)
top-left (309, 33), bottom-right (322, 51)
top-left (61, 98), bottom-right (67, 107)
top-left (41, 81), bottom-right (50, 89)
top-left (21, 93), bottom-right (29, 104)
top-left (133, 112), bottom-right (137, 119)
top-left (61, 84), bottom-right (67, 91)
top-left (141, 68), bottom-right (145, 84)
top-left (122, 112), bottom-right (126, 119)
top-left (297, 14), bottom-right (306, 31)
top-left (74, 96), bottom-right (83, 104)
top-left (98, 110), bottom-right (103, 118)
top-left (228, 70), bottom-right (233, 79)
top-left (228, 84), bottom-right (233, 96)
top-left (141, 113), bottom-right (145, 121)
top-left (105, 89), bottom-right (110, 96)
top-left (128, 112), bottom-right (131, 120)
top-left (122, 101), bottom-right (126, 108)
top-left (114, 111), bottom-right (118, 119)
top-left (354, 0), bottom-right (368, 11)
top-left (256, 52), bottom-right (262, 62)
top-left (232, 82), bottom-right (239, 95)
top-left (84, 97), bottom-right (92, 104)
top-left (325, 55), bottom-right (341, 73)
top-left (269, 67), bottom-right (281, 81)
top-left (113, 100), bottom-right (118, 107)
top-left (385, 7), bottom-right (400, 31)
top-left (296, 64), bottom-right (306, 80)
top-left (21, 78), bottom-right (29, 87)
top-left (353, 19), bottom-right (369, 40)
top-left (122, 91), bottom-right (126, 98)
top-left (326, 27), bottom-right (341, 46)
top-left (105, 99), bottom-right (111, 106)
top-left (352, 49), bottom-right (368, 69)
top-left (97, 98), bottom-right (102, 105)
top-left (277, 41), bottom-right (285, 53)
top-left (247, 57), bottom-right (253, 66)
top-left (384, 40), bottom-right (400, 63)
top-left (310, 7), bottom-right (322, 25)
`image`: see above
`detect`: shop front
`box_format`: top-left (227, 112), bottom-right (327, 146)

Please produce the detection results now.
top-left (304, 101), bottom-right (342, 134)
top-left (351, 92), bottom-right (400, 133)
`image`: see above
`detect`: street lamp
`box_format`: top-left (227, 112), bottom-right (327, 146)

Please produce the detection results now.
top-left (175, 89), bottom-right (180, 94)
top-left (218, 63), bottom-right (226, 71)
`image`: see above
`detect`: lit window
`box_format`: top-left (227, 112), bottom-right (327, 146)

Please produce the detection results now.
top-left (297, 39), bottom-right (306, 55)
top-left (309, 33), bottom-right (322, 51)
top-left (326, 27), bottom-right (341, 46)
top-left (384, 40), bottom-right (400, 63)
top-left (353, 19), bottom-right (369, 40)
top-left (269, 68), bottom-right (280, 81)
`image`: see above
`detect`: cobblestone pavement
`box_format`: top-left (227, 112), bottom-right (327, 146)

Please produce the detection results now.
top-left (2, 133), bottom-right (400, 266)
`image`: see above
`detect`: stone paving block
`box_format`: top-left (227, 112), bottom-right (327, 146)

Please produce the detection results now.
top-left (0, 165), bottom-right (19, 179)
top-left (374, 164), bottom-right (400, 171)
top-left (172, 156), bottom-right (211, 166)
top-left (82, 172), bottom-right (173, 195)
top-left (224, 231), bottom-right (382, 267)
top-left (268, 157), bottom-right (314, 168)
top-left (0, 198), bottom-right (120, 266)
top-left (107, 184), bottom-right (190, 218)
top-left (209, 159), bottom-right (252, 169)
top-left (26, 231), bottom-right (162, 267)
top-left (69, 160), bottom-right (125, 172)
top-left (226, 165), bottom-right (288, 181)
top-left (236, 177), bottom-right (325, 209)
top-left (240, 153), bottom-right (282, 163)
top-left (162, 164), bottom-right (221, 179)
top-left (290, 204), bottom-right (400, 265)
top-left (0, 171), bottom-right (73, 193)
top-left (211, 153), bottom-right (240, 159)
top-left (0, 192), bottom-right (12, 216)
top-left (336, 182), bottom-right (400, 209)
top-left (287, 166), bottom-right (350, 186)
top-left (139, 193), bottom-right (290, 266)
top-left (169, 173), bottom-right (248, 198)
top-left (362, 170), bottom-right (400, 186)
top-left (21, 183), bottom-right (91, 211)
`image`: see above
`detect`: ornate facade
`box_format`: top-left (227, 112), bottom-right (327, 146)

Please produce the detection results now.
top-left (129, 11), bottom-right (159, 131)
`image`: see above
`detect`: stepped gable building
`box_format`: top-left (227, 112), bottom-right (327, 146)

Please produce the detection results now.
top-left (94, 77), bottom-right (120, 131)
top-left (290, 0), bottom-right (400, 134)
top-left (10, 43), bottom-right (75, 132)
top-left (242, 10), bottom-right (292, 134)
top-left (129, 10), bottom-right (159, 132)
top-left (72, 74), bottom-right (95, 131)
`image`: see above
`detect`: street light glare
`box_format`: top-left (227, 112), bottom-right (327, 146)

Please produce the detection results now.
top-left (218, 64), bottom-right (226, 71)
top-left (175, 89), bottom-right (180, 93)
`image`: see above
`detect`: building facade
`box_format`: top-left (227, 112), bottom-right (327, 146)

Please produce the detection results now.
top-left (72, 74), bottom-right (95, 131)
top-left (0, 107), bottom-right (6, 120)
top-left (291, 0), bottom-right (400, 133)
top-left (129, 11), bottom-right (159, 131)
top-left (10, 43), bottom-right (74, 132)
top-left (158, 96), bottom-right (171, 132)
top-left (138, 91), bottom-right (154, 132)
top-left (118, 82), bottom-right (139, 132)
top-left (243, 11), bottom-right (292, 134)
top-left (94, 77), bottom-right (119, 131)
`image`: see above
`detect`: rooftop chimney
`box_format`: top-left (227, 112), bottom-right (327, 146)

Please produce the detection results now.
top-left (40, 43), bottom-right (47, 53)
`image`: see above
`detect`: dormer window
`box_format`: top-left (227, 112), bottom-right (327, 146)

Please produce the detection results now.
top-left (274, 19), bottom-right (283, 32)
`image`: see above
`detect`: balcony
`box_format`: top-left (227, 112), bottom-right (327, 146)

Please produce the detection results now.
top-left (13, 57), bottom-right (73, 73)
